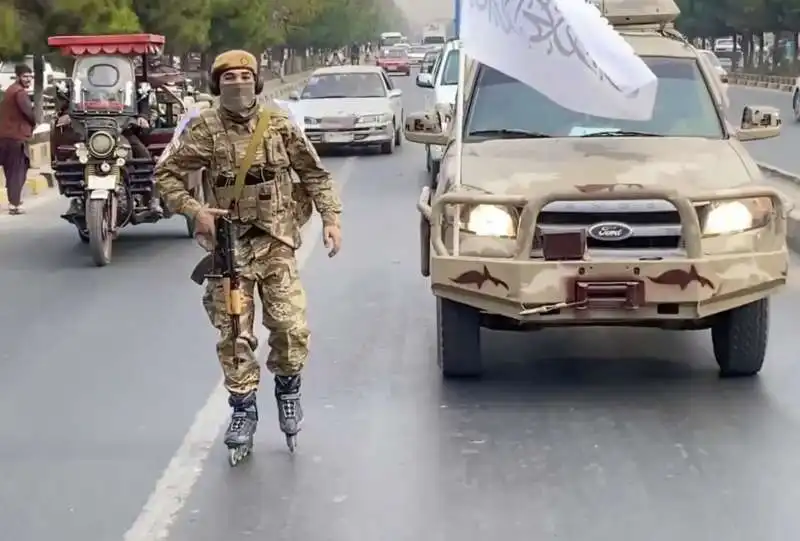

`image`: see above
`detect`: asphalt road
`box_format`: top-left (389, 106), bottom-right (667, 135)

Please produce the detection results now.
top-left (3, 75), bottom-right (800, 541)
top-left (728, 84), bottom-right (800, 172)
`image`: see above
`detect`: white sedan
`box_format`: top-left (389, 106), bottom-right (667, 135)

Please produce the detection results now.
top-left (407, 45), bottom-right (428, 64)
top-left (288, 65), bottom-right (403, 154)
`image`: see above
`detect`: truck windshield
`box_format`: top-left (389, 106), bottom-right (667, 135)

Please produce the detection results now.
top-left (465, 57), bottom-right (725, 139)
top-left (423, 36), bottom-right (445, 45)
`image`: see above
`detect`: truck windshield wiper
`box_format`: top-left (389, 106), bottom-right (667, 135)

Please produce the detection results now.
top-left (469, 129), bottom-right (551, 138)
top-left (579, 130), bottom-right (662, 137)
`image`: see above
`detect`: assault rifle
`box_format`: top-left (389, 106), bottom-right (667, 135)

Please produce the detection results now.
top-left (190, 216), bottom-right (242, 337)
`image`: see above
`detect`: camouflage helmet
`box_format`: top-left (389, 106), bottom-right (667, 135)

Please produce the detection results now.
top-left (209, 50), bottom-right (262, 95)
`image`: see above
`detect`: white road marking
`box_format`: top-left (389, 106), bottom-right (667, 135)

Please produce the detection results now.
top-left (122, 156), bottom-right (356, 541)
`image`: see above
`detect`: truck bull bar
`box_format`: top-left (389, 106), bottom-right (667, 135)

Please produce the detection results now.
top-left (418, 186), bottom-right (787, 259)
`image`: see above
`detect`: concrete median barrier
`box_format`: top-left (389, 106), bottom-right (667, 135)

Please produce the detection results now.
top-left (729, 72), bottom-right (796, 93)
top-left (757, 162), bottom-right (800, 255)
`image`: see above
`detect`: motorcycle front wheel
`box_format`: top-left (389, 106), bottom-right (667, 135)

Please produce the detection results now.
top-left (86, 198), bottom-right (113, 266)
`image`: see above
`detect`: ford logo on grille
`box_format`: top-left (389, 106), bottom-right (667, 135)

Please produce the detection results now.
top-left (587, 221), bottom-right (634, 241)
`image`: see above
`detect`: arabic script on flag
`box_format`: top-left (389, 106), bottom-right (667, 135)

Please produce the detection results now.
top-left (461, 0), bottom-right (658, 120)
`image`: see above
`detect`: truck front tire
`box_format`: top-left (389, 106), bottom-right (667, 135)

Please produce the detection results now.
top-left (711, 298), bottom-right (769, 377)
top-left (436, 297), bottom-right (483, 378)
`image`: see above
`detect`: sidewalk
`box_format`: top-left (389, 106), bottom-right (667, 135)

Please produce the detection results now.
top-left (0, 166), bottom-right (53, 209)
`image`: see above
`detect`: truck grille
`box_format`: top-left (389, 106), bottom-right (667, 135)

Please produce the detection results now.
top-left (533, 199), bottom-right (684, 254)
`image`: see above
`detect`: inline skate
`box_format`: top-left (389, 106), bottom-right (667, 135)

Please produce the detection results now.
top-left (224, 391), bottom-right (258, 466)
top-left (275, 375), bottom-right (303, 452)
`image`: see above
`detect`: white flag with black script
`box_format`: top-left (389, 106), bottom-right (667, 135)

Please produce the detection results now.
top-left (156, 106), bottom-right (203, 166)
top-left (460, 0), bottom-right (658, 120)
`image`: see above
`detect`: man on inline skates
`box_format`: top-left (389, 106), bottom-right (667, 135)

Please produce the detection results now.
top-left (154, 49), bottom-right (343, 464)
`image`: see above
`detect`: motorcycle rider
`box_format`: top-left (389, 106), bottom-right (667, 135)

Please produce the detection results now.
top-left (61, 62), bottom-right (162, 216)
top-left (132, 58), bottom-right (165, 214)
top-left (350, 42), bottom-right (360, 65)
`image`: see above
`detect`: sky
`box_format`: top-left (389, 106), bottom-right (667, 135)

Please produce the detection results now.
top-left (395, 0), bottom-right (453, 28)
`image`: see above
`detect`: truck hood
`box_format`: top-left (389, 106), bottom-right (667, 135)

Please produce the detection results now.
top-left (454, 137), bottom-right (758, 198)
top-left (299, 97), bottom-right (391, 118)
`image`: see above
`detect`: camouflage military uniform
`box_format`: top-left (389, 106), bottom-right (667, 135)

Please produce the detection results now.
top-left (154, 51), bottom-right (342, 403)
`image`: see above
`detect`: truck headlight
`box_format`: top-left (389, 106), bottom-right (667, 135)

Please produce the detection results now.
top-left (304, 117), bottom-right (319, 126)
top-left (701, 198), bottom-right (772, 235)
top-left (464, 205), bottom-right (516, 237)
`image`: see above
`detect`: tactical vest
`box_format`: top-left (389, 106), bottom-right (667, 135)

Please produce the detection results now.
top-left (198, 108), bottom-right (314, 248)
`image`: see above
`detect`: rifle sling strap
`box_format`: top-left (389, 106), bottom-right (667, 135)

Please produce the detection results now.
top-left (230, 108), bottom-right (272, 207)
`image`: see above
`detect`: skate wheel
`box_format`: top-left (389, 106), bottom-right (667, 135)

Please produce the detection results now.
top-left (286, 435), bottom-right (297, 453)
top-left (228, 445), bottom-right (251, 466)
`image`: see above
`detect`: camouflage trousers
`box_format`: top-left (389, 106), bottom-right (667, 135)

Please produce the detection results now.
top-left (202, 235), bottom-right (309, 396)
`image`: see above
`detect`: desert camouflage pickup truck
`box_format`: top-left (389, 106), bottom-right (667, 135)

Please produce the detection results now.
top-left (404, 0), bottom-right (788, 379)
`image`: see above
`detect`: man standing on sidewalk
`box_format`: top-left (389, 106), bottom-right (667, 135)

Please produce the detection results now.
top-left (0, 63), bottom-right (35, 215)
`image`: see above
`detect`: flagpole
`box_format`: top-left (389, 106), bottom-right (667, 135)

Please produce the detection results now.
top-left (454, 0), bottom-right (460, 38)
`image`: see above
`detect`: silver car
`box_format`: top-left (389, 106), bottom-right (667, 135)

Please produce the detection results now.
top-left (698, 49), bottom-right (728, 82)
top-left (407, 45), bottom-right (428, 64)
top-left (288, 65), bottom-right (404, 154)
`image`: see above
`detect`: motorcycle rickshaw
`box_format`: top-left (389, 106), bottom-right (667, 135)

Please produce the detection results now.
top-left (47, 34), bottom-right (209, 266)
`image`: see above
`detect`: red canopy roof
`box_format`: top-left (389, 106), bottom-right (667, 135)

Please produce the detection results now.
top-left (47, 34), bottom-right (165, 56)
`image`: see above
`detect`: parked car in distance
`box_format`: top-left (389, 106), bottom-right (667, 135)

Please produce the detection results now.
top-left (697, 49), bottom-right (728, 107)
top-left (407, 45), bottom-right (428, 65)
top-left (376, 47), bottom-right (411, 76)
top-left (697, 49), bottom-right (728, 82)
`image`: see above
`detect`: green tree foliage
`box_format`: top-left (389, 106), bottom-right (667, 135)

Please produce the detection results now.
top-left (676, 0), bottom-right (800, 72)
top-left (206, 0), bottom-right (282, 55)
top-left (0, 0), bottom-right (140, 119)
top-left (0, 0), bottom-right (409, 59)
top-left (133, 0), bottom-right (211, 54)
top-left (291, 0), bottom-right (409, 49)
top-left (0, 0), bottom-right (409, 117)
top-left (0, 4), bottom-right (22, 57)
